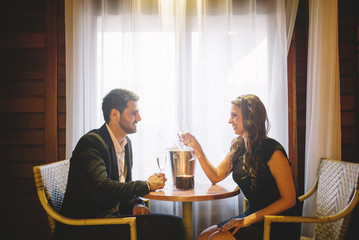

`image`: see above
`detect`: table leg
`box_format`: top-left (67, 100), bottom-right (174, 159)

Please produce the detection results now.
top-left (182, 201), bottom-right (193, 240)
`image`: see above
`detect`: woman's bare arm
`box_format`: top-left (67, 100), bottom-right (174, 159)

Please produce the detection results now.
top-left (180, 132), bottom-right (233, 184)
top-left (242, 150), bottom-right (296, 224)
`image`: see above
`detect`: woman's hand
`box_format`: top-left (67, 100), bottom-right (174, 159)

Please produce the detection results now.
top-left (178, 132), bottom-right (200, 151)
top-left (218, 217), bottom-right (254, 235)
top-left (179, 131), bottom-right (233, 184)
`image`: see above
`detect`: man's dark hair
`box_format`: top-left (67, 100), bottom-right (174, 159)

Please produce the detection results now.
top-left (102, 89), bottom-right (139, 123)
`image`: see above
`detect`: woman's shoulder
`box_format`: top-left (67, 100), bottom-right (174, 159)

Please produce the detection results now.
top-left (260, 138), bottom-right (288, 162)
top-left (263, 138), bottom-right (282, 147)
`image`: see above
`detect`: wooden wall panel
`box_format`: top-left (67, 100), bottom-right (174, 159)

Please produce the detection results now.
top-left (341, 77), bottom-right (357, 93)
top-left (0, 0), bottom-right (45, 16)
top-left (0, 63), bottom-right (45, 79)
top-left (0, 113), bottom-right (44, 129)
top-left (294, 0), bottom-right (308, 196)
top-left (0, 98), bottom-right (44, 112)
top-left (0, 80), bottom-right (45, 96)
top-left (288, 34), bottom-right (299, 192)
top-left (0, 146), bottom-right (45, 163)
top-left (0, 48), bottom-right (45, 63)
top-left (295, 0), bottom-right (359, 198)
top-left (0, 16), bottom-right (45, 32)
top-left (0, 0), bottom-right (65, 239)
top-left (58, 0), bottom-right (66, 162)
top-left (0, 33), bottom-right (45, 48)
top-left (0, 129), bottom-right (45, 145)
top-left (338, 0), bottom-right (359, 166)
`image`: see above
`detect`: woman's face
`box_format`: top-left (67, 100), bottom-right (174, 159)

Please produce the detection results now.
top-left (228, 104), bottom-right (244, 135)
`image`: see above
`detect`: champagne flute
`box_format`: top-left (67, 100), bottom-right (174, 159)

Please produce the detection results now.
top-left (156, 153), bottom-right (167, 190)
top-left (178, 121), bottom-right (197, 161)
top-left (156, 154), bottom-right (167, 173)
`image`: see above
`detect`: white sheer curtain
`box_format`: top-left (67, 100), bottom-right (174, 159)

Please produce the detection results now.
top-left (302, 0), bottom-right (341, 237)
top-left (65, 0), bottom-right (298, 237)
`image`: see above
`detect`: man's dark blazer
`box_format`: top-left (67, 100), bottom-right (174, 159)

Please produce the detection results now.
top-left (53, 124), bottom-right (150, 239)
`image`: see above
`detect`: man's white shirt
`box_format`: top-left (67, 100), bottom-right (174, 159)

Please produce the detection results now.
top-left (106, 124), bottom-right (127, 182)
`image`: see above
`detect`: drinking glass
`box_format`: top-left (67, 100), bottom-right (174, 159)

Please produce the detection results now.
top-left (156, 153), bottom-right (168, 189)
top-left (178, 121), bottom-right (197, 161)
top-left (156, 154), bottom-right (167, 173)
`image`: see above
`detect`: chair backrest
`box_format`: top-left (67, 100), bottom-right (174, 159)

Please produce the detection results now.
top-left (33, 159), bottom-right (70, 232)
top-left (34, 159), bottom-right (138, 240)
top-left (38, 159), bottom-right (70, 212)
top-left (313, 158), bottom-right (359, 240)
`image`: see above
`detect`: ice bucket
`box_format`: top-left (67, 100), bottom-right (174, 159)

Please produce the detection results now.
top-left (169, 150), bottom-right (195, 186)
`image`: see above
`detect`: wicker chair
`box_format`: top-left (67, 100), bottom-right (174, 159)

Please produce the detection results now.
top-left (33, 159), bottom-right (138, 240)
top-left (262, 158), bottom-right (359, 240)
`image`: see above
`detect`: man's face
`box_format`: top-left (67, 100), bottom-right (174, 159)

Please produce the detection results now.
top-left (119, 100), bottom-right (141, 134)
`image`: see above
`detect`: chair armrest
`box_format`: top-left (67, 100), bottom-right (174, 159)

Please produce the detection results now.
top-left (263, 215), bottom-right (332, 240)
top-left (40, 189), bottom-right (137, 226)
top-left (36, 186), bottom-right (138, 240)
top-left (298, 177), bottom-right (318, 202)
top-left (243, 198), bottom-right (248, 212)
top-left (59, 215), bottom-right (137, 240)
top-left (263, 189), bottom-right (359, 240)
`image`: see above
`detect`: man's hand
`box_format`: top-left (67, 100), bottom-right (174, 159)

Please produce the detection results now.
top-left (132, 203), bottom-right (150, 215)
top-left (147, 173), bottom-right (167, 191)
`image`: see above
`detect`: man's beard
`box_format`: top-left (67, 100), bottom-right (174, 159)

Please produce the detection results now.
top-left (119, 119), bottom-right (137, 134)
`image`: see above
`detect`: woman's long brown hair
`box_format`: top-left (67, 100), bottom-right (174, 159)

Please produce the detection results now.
top-left (229, 94), bottom-right (270, 188)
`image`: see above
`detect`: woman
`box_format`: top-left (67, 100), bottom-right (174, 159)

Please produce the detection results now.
top-left (180, 94), bottom-right (301, 240)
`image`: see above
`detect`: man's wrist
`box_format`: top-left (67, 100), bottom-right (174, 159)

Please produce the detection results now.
top-left (146, 181), bottom-right (152, 191)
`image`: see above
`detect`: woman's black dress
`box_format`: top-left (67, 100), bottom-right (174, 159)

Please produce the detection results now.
top-left (218, 138), bottom-right (302, 240)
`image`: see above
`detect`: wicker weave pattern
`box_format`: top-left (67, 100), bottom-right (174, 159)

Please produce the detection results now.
top-left (39, 159), bottom-right (70, 212)
top-left (34, 159), bottom-right (138, 239)
top-left (314, 159), bottom-right (359, 240)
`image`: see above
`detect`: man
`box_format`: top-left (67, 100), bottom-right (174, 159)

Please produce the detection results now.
top-left (54, 89), bottom-right (183, 240)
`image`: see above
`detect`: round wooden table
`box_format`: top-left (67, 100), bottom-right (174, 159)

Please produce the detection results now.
top-left (144, 181), bottom-right (240, 240)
